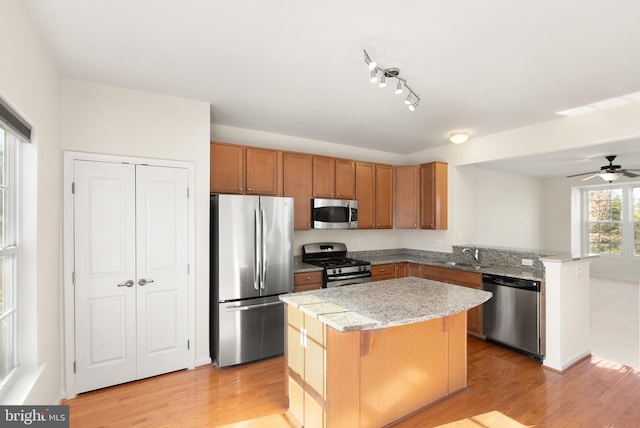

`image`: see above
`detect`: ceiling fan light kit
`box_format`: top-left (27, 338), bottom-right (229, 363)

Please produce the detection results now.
top-left (363, 50), bottom-right (420, 111)
top-left (566, 155), bottom-right (640, 182)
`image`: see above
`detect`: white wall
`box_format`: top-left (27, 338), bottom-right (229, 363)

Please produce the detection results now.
top-left (0, 0), bottom-right (61, 404)
top-left (473, 168), bottom-right (545, 248)
top-left (60, 79), bottom-right (212, 366)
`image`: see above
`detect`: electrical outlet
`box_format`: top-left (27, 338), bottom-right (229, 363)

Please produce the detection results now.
top-left (358, 238), bottom-right (364, 247)
top-left (521, 258), bottom-right (533, 266)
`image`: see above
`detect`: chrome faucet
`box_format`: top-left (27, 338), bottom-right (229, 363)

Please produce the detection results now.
top-left (462, 247), bottom-right (479, 264)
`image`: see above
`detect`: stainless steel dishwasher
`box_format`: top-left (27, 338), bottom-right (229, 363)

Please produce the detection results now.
top-left (482, 273), bottom-right (543, 360)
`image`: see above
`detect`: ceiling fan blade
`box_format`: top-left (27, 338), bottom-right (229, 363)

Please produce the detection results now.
top-left (567, 171), bottom-right (599, 178)
top-left (623, 171), bottom-right (639, 178)
top-left (580, 174), bottom-right (600, 181)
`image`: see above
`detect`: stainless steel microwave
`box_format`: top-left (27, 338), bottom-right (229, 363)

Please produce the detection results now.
top-left (311, 198), bottom-right (358, 229)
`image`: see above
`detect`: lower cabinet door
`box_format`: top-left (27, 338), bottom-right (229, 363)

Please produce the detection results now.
top-left (305, 391), bottom-right (325, 428)
top-left (288, 377), bottom-right (304, 424)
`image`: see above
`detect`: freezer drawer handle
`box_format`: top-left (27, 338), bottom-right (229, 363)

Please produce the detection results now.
top-left (225, 301), bottom-right (282, 311)
top-left (138, 278), bottom-right (155, 286)
top-left (117, 280), bottom-right (134, 288)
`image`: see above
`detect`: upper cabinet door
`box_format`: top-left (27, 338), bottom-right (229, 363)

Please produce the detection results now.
top-left (283, 152), bottom-right (313, 230)
top-left (334, 159), bottom-right (356, 200)
top-left (312, 156), bottom-right (335, 199)
top-left (375, 164), bottom-right (394, 229)
top-left (420, 162), bottom-right (448, 230)
top-left (210, 142), bottom-right (245, 194)
top-left (395, 166), bottom-right (419, 229)
top-left (246, 147), bottom-right (282, 196)
top-left (355, 162), bottom-right (375, 229)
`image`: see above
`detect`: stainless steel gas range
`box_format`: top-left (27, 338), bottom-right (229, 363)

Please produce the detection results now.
top-left (302, 242), bottom-right (371, 288)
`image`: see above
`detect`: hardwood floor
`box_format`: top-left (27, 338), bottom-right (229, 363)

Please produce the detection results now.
top-left (64, 338), bottom-right (640, 427)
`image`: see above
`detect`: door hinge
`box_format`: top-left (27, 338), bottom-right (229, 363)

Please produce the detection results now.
top-left (187, 264), bottom-right (190, 274)
top-left (71, 182), bottom-right (75, 194)
top-left (73, 361), bottom-right (76, 373)
top-left (72, 272), bottom-right (76, 284)
top-left (187, 187), bottom-right (190, 198)
top-left (187, 340), bottom-right (190, 350)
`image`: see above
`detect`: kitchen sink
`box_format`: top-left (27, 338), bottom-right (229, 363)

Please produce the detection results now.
top-left (431, 261), bottom-right (489, 270)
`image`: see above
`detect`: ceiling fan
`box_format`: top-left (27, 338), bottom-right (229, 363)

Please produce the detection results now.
top-left (567, 155), bottom-right (640, 182)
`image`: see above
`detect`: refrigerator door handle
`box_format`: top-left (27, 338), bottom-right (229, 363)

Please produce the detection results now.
top-left (225, 301), bottom-right (282, 311)
top-left (253, 206), bottom-right (260, 291)
top-left (261, 204), bottom-right (267, 290)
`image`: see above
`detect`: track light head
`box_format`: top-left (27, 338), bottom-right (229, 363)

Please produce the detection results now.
top-left (404, 93), bottom-right (412, 105)
top-left (364, 50), bottom-right (377, 71)
top-left (379, 74), bottom-right (386, 88)
top-left (395, 81), bottom-right (403, 95)
top-left (370, 69), bottom-right (378, 83)
top-left (408, 100), bottom-right (419, 111)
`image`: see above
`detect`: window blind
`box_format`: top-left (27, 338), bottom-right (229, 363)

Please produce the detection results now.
top-left (0, 96), bottom-right (31, 142)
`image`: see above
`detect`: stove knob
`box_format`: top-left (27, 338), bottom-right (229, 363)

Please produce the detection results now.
top-left (338, 268), bottom-right (342, 274)
top-left (332, 269), bottom-right (337, 274)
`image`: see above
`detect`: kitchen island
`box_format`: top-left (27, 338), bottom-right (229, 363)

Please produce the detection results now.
top-left (280, 277), bottom-right (492, 428)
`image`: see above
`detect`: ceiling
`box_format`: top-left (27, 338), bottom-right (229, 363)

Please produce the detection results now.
top-left (24, 0), bottom-right (640, 170)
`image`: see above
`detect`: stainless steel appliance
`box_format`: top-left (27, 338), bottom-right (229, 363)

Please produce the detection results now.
top-left (311, 198), bottom-right (358, 229)
top-left (482, 273), bottom-right (543, 360)
top-left (210, 194), bottom-right (294, 367)
top-left (302, 242), bottom-right (371, 287)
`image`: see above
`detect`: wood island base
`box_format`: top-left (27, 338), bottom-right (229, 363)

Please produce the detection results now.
top-left (286, 306), bottom-right (468, 428)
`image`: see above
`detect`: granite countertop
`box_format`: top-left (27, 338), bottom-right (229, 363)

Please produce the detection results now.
top-left (363, 253), bottom-right (546, 281)
top-left (280, 277), bottom-right (492, 332)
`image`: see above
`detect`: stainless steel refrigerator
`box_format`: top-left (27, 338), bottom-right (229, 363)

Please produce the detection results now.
top-left (210, 194), bottom-right (294, 367)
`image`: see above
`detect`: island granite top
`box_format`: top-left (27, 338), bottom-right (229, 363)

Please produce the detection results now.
top-left (280, 277), bottom-right (492, 332)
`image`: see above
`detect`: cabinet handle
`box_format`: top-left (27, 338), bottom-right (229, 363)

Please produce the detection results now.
top-left (307, 276), bottom-right (311, 280)
top-left (138, 278), bottom-right (155, 286)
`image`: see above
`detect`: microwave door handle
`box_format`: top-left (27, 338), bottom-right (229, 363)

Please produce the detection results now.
top-left (348, 201), bottom-right (352, 224)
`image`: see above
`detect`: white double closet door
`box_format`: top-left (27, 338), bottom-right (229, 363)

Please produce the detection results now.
top-left (72, 159), bottom-right (189, 393)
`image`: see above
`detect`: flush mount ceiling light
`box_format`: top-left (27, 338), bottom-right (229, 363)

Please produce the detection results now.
top-left (363, 50), bottom-right (420, 111)
top-left (449, 133), bottom-right (469, 144)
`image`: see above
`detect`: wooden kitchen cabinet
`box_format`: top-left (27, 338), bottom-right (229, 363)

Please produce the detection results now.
top-left (395, 165), bottom-right (420, 228)
top-left (394, 262), bottom-right (407, 278)
top-left (420, 162), bottom-right (448, 230)
top-left (210, 142), bottom-right (282, 196)
top-left (421, 265), bottom-right (483, 337)
top-left (283, 152), bottom-right (313, 230)
top-left (287, 306), bottom-right (326, 428)
top-left (245, 147), bottom-right (282, 196)
top-left (371, 264), bottom-right (396, 282)
top-left (355, 162), bottom-right (393, 229)
top-left (375, 164), bottom-right (394, 229)
top-left (294, 271), bottom-right (323, 292)
top-left (210, 142), bottom-right (245, 193)
top-left (407, 263), bottom-right (423, 278)
top-left (355, 162), bottom-right (375, 229)
top-left (312, 156), bottom-right (356, 200)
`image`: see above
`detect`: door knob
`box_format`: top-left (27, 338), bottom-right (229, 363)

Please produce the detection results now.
top-left (138, 278), bottom-right (155, 286)
top-left (117, 280), bottom-right (134, 288)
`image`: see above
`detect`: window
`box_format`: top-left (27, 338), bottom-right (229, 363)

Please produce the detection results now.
top-left (583, 183), bottom-right (640, 257)
top-left (0, 124), bottom-right (18, 383)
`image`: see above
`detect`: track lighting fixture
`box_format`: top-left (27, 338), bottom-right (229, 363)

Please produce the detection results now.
top-left (363, 49), bottom-right (420, 111)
